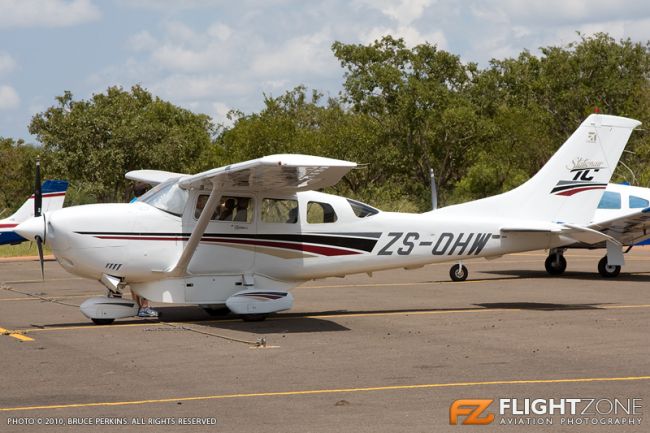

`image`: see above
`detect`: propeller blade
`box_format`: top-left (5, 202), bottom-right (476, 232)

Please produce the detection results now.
top-left (35, 235), bottom-right (44, 280)
top-left (34, 156), bottom-right (42, 218)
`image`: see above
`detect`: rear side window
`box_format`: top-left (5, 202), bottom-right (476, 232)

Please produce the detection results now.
top-left (629, 195), bottom-right (649, 209)
top-left (597, 191), bottom-right (621, 209)
top-left (262, 198), bottom-right (298, 223)
top-left (307, 202), bottom-right (337, 224)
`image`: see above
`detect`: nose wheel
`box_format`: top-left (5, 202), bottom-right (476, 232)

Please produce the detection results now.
top-left (449, 263), bottom-right (468, 282)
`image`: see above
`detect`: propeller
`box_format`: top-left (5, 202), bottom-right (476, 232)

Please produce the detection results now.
top-left (34, 156), bottom-right (45, 280)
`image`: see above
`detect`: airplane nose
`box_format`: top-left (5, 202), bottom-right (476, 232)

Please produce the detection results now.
top-left (15, 216), bottom-right (46, 242)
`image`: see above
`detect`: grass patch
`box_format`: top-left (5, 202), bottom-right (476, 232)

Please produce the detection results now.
top-left (0, 242), bottom-right (52, 257)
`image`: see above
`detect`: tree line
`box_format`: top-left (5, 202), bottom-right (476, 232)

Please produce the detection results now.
top-left (2, 32), bottom-right (649, 215)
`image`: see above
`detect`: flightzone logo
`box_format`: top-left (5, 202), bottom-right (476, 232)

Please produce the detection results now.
top-left (550, 157), bottom-right (607, 196)
top-left (449, 398), bottom-right (643, 426)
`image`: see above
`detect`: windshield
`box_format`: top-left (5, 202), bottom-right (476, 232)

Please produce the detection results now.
top-left (139, 178), bottom-right (188, 217)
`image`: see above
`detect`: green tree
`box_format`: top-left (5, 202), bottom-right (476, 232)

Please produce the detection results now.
top-left (0, 137), bottom-right (39, 215)
top-left (29, 85), bottom-right (216, 204)
top-left (332, 36), bottom-right (490, 208)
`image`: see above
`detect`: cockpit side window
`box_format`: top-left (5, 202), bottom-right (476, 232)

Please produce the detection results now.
top-left (307, 201), bottom-right (338, 224)
top-left (347, 199), bottom-right (379, 218)
top-left (629, 195), bottom-right (649, 209)
top-left (139, 179), bottom-right (188, 217)
top-left (262, 198), bottom-right (298, 223)
top-left (194, 195), bottom-right (254, 222)
top-left (597, 191), bottom-right (621, 210)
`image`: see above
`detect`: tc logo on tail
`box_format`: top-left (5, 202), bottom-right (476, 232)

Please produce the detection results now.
top-left (551, 157), bottom-right (607, 196)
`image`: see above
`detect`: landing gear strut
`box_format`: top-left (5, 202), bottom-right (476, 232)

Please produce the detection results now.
top-left (449, 263), bottom-right (468, 282)
top-left (545, 249), bottom-right (567, 275)
top-left (598, 256), bottom-right (621, 278)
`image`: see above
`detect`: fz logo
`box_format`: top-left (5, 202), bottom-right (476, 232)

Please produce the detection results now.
top-left (449, 399), bottom-right (494, 425)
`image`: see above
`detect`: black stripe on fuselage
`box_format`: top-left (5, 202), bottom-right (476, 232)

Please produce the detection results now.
top-left (75, 232), bottom-right (379, 253)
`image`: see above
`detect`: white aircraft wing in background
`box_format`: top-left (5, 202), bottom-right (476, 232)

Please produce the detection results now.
top-left (588, 207), bottom-right (650, 246)
top-left (125, 169), bottom-right (186, 186)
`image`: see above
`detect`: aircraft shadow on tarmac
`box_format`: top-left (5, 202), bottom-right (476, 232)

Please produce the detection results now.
top-left (33, 302), bottom-right (617, 334)
top-left (481, 269), bottom-right (650, 282)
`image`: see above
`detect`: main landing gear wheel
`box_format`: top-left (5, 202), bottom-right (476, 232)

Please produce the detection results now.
top-left (449, 264), bottom-right (468, 282)
top-left (598, 256), bottom-right (621, 278)
top-left (91, 318), bottom-right (115, 325)
top-left (544, 254), bottom-right (567, 275)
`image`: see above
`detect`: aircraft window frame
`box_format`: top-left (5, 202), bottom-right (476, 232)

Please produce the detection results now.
top-left (261, 198), bottom-right (299, 224)
top-left (629, 195), bottom-right (649, 209)
top-left (347, 199), bottom-right (379, 218)
top-left (306, 201), bottom-right (338, 224)
top-left (139, 178), bottom-right (188, 217)
top-left (597, 191), bottom-right (622, 210)
top-left (194, 194), bottom-right (255, 223)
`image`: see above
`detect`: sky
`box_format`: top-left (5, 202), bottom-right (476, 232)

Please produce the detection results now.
top-left (1, 0), bottom-right (650, 143)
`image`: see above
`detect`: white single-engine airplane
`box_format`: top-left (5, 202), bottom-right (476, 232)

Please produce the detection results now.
top-left (15, 114), bottom-right (642, 324)
top-left (543, 182), bottom-right (650, 277)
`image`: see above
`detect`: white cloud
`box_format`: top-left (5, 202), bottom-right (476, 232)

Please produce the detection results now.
top-left (150, 74), bottom-right (253, 101)
top-left (355, 0), bottom-right (436, 25)
top-left (252, 29), bottom-right (339, 77)
top-left (207, 23), bottom-right (232, 41)
top-left (0, 0), bottom-right (100, 29)
top-left (128, 31), bottom-right (157, 52)
top-left (0, 85), bottom-right (20, 109)
top-left (483, 0), bottom-right (650, 25)
top-left (0, 53), bottom-right (17, 75)
top-left (363, 26), bottom-right (447, 48)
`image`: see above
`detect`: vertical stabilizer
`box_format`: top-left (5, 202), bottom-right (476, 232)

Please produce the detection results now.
top-left (435, 114), bottom-right (641, 224)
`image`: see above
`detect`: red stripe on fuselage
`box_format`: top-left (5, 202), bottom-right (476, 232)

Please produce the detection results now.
top-left (93, 235), bottom-right (362, 256)
top-left (0, 223), bottom-right (18, 229)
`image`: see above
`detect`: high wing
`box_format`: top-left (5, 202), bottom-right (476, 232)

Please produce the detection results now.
top-left (178, 154), bottom-right (357, 192)
top-left (125, 169), bottom-right (186, 186)
top-left (586, 207), bottom-right (650, 246)
top-left (165, 154), bottom-right (357, 276)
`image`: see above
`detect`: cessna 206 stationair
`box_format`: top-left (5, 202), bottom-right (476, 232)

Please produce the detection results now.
top-left (15, 114), bottom-right (641, 323)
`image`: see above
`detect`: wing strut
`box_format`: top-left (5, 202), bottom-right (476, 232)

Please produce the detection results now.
top-left (166, 183), bottom-right (220, 276)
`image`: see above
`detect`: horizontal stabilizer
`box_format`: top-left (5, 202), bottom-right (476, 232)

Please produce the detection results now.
top-left (560, 223), bottom-right (621, 245)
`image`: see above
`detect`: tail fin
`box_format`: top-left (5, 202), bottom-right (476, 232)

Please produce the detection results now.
top-left (3, 180), bottom-right (68, 223)
top-left (437, 114), bottom-right (641, 224)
